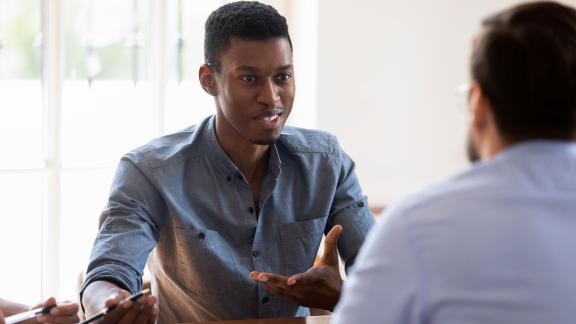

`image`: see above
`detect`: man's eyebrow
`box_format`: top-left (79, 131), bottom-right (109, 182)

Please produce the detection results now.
top-left (235, 64), bottom-right (294, 72)
top-left (277, 64), bottom-right (294, 71)
top-left (236, 65), bottom-right (259, 72)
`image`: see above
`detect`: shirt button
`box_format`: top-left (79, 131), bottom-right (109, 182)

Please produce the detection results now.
top-left (252, 250), bottom-right (260, 257)
top-left (261, 296), bottom-right (269, 304)
top-left (197, 232), bottom-right (206, 240)
top-left (226, 176), bottom-right (232, 183)
top-left (236, 174), bottom-right (243, 181)
top-left (248, 206), bottom-right (255, 214)
top-left (357, 201), bottom-right (365, 207)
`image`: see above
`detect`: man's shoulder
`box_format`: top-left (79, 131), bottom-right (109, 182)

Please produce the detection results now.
top-left (388, 161), bottom-right (509, 220)
top-left (277, 126), bottom-right (340, 155)
top-left (124, 117), bottom-right (212, 168)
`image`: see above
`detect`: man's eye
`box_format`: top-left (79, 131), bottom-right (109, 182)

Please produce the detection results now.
top-left (241, 75), bottom-right (257, 83)
top-left (276, 73), bottom-right (292, 82)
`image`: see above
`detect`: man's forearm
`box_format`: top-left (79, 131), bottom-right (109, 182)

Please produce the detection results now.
top-left (0, 298), bottom-right (29, 317)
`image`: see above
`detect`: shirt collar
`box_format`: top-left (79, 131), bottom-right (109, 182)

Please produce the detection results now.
top-left (203, 115), bottom-right (282, 181)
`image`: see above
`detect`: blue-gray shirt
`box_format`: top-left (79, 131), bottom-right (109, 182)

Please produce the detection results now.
top-left (82, 115), bottom-right (374, 323)
top-left (333, 141), bottom-right (576, 324)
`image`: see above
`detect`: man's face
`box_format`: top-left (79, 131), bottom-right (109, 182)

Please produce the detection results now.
top-left (212, 37), bottom-right (295, 146)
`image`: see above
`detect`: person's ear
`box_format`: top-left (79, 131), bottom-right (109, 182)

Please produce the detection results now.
top-left (199, 64), bottom-right (217, 96)
top-left (469, 81), bottom-right (490, 132)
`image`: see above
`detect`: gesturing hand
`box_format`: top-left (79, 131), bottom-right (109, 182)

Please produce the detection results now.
top-left (250, 224), bottom-right (343, 311)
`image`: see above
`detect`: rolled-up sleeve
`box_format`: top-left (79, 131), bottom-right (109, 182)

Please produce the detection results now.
top-left (327, 143), bottom-right (375, 271)
top-left (81, 152), bottom-right (165, 298)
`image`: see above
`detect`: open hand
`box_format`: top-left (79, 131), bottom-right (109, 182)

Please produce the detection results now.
top-left (250, 224), bottom-right (344, 311)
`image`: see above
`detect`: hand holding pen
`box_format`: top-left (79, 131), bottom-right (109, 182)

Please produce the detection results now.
top-left (82, 286), bottom-right (157, 324)
top-left (5, 297), bottom-right (79, 324)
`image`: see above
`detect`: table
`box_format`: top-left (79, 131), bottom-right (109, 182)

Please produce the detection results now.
top-left (189, 315), bottom-right (331, 324)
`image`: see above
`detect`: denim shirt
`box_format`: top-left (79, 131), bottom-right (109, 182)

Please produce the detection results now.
top-left (81, 115), bottom-right (374, 323)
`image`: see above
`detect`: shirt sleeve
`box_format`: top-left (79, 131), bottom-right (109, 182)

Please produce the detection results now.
top-left (80, 152), bottom-right (165, 299)
top-left (327, 142), bottom-right (376, 270)
top-left (332, 205), bottom-right (424, 324)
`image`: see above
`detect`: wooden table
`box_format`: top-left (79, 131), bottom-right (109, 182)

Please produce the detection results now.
top-left (189, 315), bottom-right (331, 324)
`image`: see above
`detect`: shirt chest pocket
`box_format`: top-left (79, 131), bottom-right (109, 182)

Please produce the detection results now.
top-left (175, 227), bottom-right (241, 294)
top-left (277, 216), bottom-right (328, 275)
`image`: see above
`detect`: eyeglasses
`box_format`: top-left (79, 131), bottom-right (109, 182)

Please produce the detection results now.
top-left (455, 82), bottom-right (471, 112)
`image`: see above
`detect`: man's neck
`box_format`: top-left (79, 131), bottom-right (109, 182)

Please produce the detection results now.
top-left (228, 142), bottom-right (269, 182)
top-left (215, 131), bottom-right (269, 211)
top-left (215, 131), bottom-right (269, 182)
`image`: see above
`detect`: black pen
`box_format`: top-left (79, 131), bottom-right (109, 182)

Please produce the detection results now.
top-left (5, 303), bottom-right (60, 324)
top-left (80, 288), bottom-right (151, 324)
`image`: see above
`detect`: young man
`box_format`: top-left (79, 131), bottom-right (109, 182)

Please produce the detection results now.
top-left (333, 2), bottom-right (576, 323)
top-left (81, 2), bottom-right (374, 323)
top-left (0, 297), bottom-right (79, 324)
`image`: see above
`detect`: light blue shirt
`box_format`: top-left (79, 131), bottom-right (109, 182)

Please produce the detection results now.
top-left (81, 115), bottom-right (374, 323)
top-left (333, 141), bottom-right (576, 324)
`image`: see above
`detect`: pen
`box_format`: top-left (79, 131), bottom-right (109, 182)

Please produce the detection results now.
top-left (5, 303), bottom-right (60, 324)
top-left (80, 288), bottom-right (151, 324)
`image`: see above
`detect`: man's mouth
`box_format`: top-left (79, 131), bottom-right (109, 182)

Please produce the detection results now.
top-left (255, 112), bottom-right (283, 129)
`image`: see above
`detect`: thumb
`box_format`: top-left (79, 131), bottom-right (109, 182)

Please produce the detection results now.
top-left (0, 308), bottom-right (5, 324)
top-left (42, 296), bottom-right (57, 308)
top-left (320, 224), bottom-right (342, 266)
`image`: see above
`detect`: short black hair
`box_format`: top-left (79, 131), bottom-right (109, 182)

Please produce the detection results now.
top-left (472, 1), bottom-right (576, 141)
top-left (204, 1), bottom-right (292, 71)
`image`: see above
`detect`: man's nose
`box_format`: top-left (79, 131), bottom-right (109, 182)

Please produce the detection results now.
top-left (257, 79), bottom-right (280, 106)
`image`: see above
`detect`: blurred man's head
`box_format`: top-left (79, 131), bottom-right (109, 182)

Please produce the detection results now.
top-left (467, 1), bottom-right (576, 161)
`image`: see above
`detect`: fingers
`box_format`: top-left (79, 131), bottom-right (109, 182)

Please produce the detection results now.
top-left (0, 309), bottom-right (5, 324)
top-left (34, 298), bottom-right (80, 324)
top-left (98, 291), bottom-right (134, 324)
top-left (250, 271), bottom-right (290, 285)
top-left (41, 296), bottom-right (57, 308)
top-left (320, 225), bottom-right (342, 266)
top-left (131, 296), bottom-right (158, 324)
top-left (99, 299), bottom-right (133, 324)
top-left (116, 300), bottom-right (140, 324)
top-left (250, 271), bottom-right (293, 297)
top-left (100, 293), bottom-right (157, 324)
top-left (49, 301), bottom-right (80, 317)
top-left (287, 267), bottom-right (326, 286)
top-left (37, 313), bottom-right (79, 324)
top-left (325, 224), bottom-right (343, 246)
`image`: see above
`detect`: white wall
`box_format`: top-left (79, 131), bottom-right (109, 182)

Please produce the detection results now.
top-left (316, 0), bottom-right (576, 205)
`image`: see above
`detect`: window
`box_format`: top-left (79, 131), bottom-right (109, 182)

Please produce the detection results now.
top-left (0, 0), bottom-right (317, 304)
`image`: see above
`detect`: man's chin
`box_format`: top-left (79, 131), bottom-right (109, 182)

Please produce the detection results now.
top-left (251, 136), bottom-right (280, 146)
top-left (249, 131), bottom-right (282, 145)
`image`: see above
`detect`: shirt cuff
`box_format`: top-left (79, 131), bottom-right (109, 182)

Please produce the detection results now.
top-left (79, 264), bottom-right (141, 314)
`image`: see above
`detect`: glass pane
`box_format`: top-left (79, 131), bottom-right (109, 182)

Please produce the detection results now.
top-left (61, 81), bottom-right (157, 167)
top-left (59, 168), bottom-right (115, 300)
top-left (0, 81), bottom-right (43, 169)
top-left (62, 0), bottom-right (156, 168)
top-left (0, 173), bottom-right (43, 304)
top-left (63, 0), bottom-right (149, 81)
top-left (163, 1), bottom-right (223, 133)
top-left (164, 82), bottom-right (215, 133)
top-left (0, 0), bottom-right (42, 79)
top-left (0, 0), bottom-right (43, 169)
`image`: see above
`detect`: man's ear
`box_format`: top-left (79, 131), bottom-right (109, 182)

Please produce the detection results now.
top-left (469, 81), bottom-right (490, 131)
top-left (199, 64), bottom-right (217, 96)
